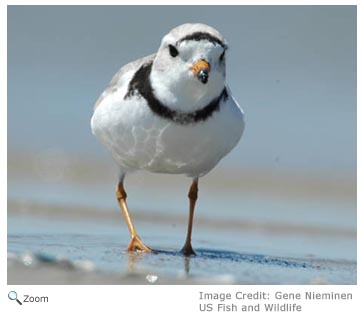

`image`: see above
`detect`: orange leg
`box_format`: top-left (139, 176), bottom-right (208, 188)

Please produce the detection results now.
top-left (181, 179), bottom-right (199, 256)
top-left (116, 180), bottom-right (151, 252)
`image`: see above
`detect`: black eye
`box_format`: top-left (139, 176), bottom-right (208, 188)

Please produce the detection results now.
top-left (169, 44), bottom-right (179, 57)
top-left (219, 50), bottom-right (225, 61)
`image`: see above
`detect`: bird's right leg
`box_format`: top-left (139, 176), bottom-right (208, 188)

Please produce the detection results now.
top-left (116, 178), bottom-right (151, 252)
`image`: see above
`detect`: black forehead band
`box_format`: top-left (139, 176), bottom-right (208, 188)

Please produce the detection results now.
top-left (177, 32), bottom-right (227, 49)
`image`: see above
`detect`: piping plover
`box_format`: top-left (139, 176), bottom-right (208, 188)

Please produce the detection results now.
top-left (91, 23), bottom-right (245, 255)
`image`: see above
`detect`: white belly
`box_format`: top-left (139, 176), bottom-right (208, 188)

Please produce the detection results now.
top-left (91, 88), bottom-right (244, 178)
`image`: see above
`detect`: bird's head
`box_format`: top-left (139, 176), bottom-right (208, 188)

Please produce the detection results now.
top-left (151, 23), bottom-right (228, 112)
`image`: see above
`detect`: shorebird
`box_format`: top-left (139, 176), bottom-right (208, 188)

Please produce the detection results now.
top-left (91, 23), bottom-right (244, 255)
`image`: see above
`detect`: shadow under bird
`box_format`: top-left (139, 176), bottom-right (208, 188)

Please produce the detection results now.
top-left (91, 23), bottom-right (245, 256)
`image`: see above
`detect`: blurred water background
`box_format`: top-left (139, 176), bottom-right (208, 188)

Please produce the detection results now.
top-left (7, 6), bottom-right (356, 284)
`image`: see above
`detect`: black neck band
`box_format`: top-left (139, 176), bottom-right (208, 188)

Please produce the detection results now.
top-left (125, 61), bottom-right (228, 125)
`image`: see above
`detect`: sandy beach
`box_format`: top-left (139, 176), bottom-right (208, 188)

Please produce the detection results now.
top-left (8, 155), bottom-right (356, 284)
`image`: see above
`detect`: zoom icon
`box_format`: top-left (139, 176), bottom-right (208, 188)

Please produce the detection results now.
top-left (8, 291), bottom-right (22, 305)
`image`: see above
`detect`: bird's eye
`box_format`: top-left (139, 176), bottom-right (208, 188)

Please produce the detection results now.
top-left (219, 50), bottom-right (225, 61)
top-left (169, 45), bottom-right (179, 58)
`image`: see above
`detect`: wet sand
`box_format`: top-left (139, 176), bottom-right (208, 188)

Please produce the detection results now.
top-left (8, 200), bottom-right (356, 285)
top-left (7, 153), bottom-right (356, 285)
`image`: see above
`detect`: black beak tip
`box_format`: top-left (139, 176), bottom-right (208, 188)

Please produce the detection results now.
top-left (197, 69), bottom-right (209, 84)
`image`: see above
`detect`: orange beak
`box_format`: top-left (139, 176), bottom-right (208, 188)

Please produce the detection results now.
top-left (190, 59), bottom-right (211, 76)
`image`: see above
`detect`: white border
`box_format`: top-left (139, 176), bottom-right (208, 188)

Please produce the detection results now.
top-left (1, 1), bottom-right (360, 314)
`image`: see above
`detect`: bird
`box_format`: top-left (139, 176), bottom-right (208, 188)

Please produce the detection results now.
top-left (91, 23), bottom-right (245, 256)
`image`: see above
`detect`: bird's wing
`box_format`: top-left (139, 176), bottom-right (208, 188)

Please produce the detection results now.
top-left (94, 53), bottom-right (156, 110)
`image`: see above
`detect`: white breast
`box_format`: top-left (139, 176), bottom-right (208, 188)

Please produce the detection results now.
top-left (91, 87), bottom-right (244, 178)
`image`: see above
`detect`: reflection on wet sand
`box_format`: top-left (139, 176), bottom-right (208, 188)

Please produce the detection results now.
top-left (7, 153), bottom-right (357, 284)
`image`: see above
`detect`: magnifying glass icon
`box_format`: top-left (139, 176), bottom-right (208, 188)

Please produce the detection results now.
top-left (8, 291), bottom-right (22, 305)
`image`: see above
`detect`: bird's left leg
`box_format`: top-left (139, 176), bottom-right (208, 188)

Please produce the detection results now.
top-left (180, 178), bottom-right (199, 256)
top-left (116, 178), bottom-right (151, 252)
